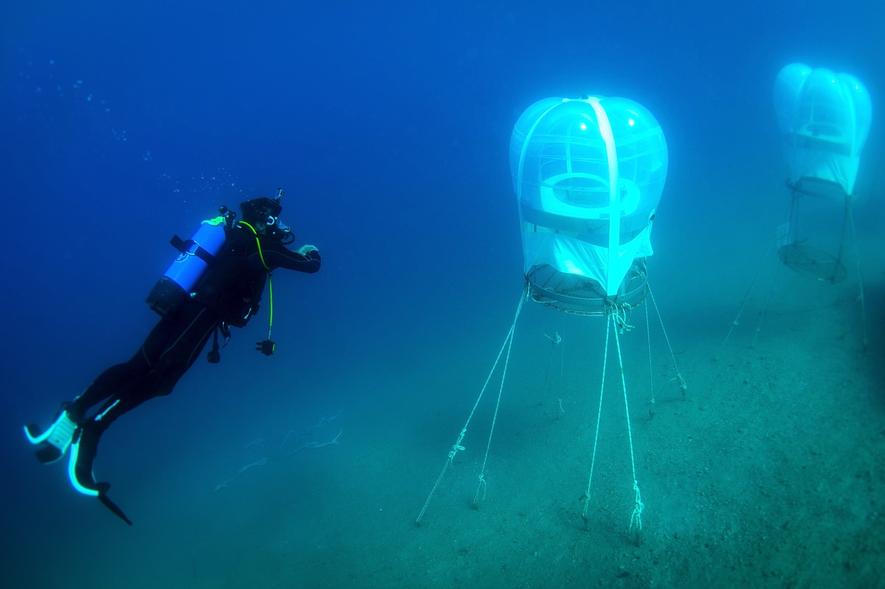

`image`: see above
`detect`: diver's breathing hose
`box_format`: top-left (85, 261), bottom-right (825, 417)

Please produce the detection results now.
top-left (267, 276), bottom-right (274, 339)
top-left (238, 221), bottom-right (269, 268)
top-left (237, 221), bottom-right (273, 340)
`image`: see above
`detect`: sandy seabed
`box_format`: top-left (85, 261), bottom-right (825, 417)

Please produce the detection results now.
top-left (8, 269), bottom-right (884, 589)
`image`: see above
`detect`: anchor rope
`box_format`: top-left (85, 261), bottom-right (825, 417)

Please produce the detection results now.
top-left (722, 253), bottom-right (765, 348)
top-left (474, 293), bottom-right (522, 506)
top-left (644, 290), bottom-right (654, 406)
top-left (582, 312), bottom-right (612, 520)
top-left (847, 204), bottom-right (868, 349)
top-left (647, 283), bottom-right (686, 395)
top-left (613, 316), bottom-right (643, 532)
top-left (415, 288), bottom-right (526, 524)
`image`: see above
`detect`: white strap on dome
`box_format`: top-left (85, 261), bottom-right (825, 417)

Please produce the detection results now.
top-left (586, 97), bottom-right (621, 295)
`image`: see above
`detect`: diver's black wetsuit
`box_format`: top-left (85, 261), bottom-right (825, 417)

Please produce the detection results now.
top-left (69, 223), bottom-right (320, 471)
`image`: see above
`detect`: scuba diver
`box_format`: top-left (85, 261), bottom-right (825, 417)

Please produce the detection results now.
top-left (23, 191), bottom-right (320, 524)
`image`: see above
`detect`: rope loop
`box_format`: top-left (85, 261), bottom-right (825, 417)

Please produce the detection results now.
top-left (448, 429), bottom-right (467, 462)
top-left (607, 300), bottom-right (635, 333)
top-left (629, 480), bottom-right (644, 533)
top-left (473, 473), bottom-right (488, 507)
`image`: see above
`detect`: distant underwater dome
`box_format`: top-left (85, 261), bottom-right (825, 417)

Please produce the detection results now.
top-left (774, 63), bottom-right (872, 196)
top-left (510, 96), bottom-right (668, 310)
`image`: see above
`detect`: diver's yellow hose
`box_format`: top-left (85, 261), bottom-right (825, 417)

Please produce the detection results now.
top-left (237, 221), bottom-right (269, 270)
top-left (238, 221), bottom-right (273, 338)
top-left (267, 275), bottom-right (274, 337)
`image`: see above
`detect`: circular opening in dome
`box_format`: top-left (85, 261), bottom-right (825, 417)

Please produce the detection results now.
top-left (804, 122), bottom-right (843, 138)
top-left (526, 259), bottom-right (648, 316)
top-left (550, 175), bottom-right (608, 207)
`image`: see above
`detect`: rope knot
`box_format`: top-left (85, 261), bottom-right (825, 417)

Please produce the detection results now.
top-left (447, 430), bottom-right (467, 462)
top-left (629, 480), bottom-right (644, 532)
top-left (607, 301), bottom-right (635, 333)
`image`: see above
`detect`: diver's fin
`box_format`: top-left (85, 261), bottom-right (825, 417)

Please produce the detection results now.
top-left (98, 489), bottom-right (133, 526)
top-left (34, 443), bottom-right (64, 464)
top-left (66, 427), bottom-right (133, 525)
top-left (68, 432), bottom-right (102, 496)
top-left (23, 409), bottom-right (78, 464)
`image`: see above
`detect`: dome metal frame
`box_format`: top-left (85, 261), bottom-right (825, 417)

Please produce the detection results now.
top-left (527, 258), bottom-right (649, 316)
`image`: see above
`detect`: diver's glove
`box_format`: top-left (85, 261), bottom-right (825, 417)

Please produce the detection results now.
top-left (256, 339), bottom-right (276, 356)
top-left (296, 244), bottom-right (319, 257)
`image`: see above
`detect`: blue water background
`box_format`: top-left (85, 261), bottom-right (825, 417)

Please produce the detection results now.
top-left (0, 0), bottom-right (882, 585)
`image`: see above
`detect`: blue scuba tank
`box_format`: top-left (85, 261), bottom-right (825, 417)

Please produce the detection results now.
top-left (146, 216), bottom-right (228, 317)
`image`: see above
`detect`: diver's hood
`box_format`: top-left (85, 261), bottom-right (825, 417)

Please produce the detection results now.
top-left (240, 197), bottom-right (283, 226)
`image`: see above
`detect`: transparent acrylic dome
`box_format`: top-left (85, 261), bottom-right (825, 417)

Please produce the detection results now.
top-left (510, 96), bottom-right (668, 304)
top-left (774, 63), bottom-right (872, 196)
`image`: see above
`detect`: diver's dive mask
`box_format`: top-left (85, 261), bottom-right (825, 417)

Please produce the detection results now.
top-left (272, 216), bottom-right (292, 234)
